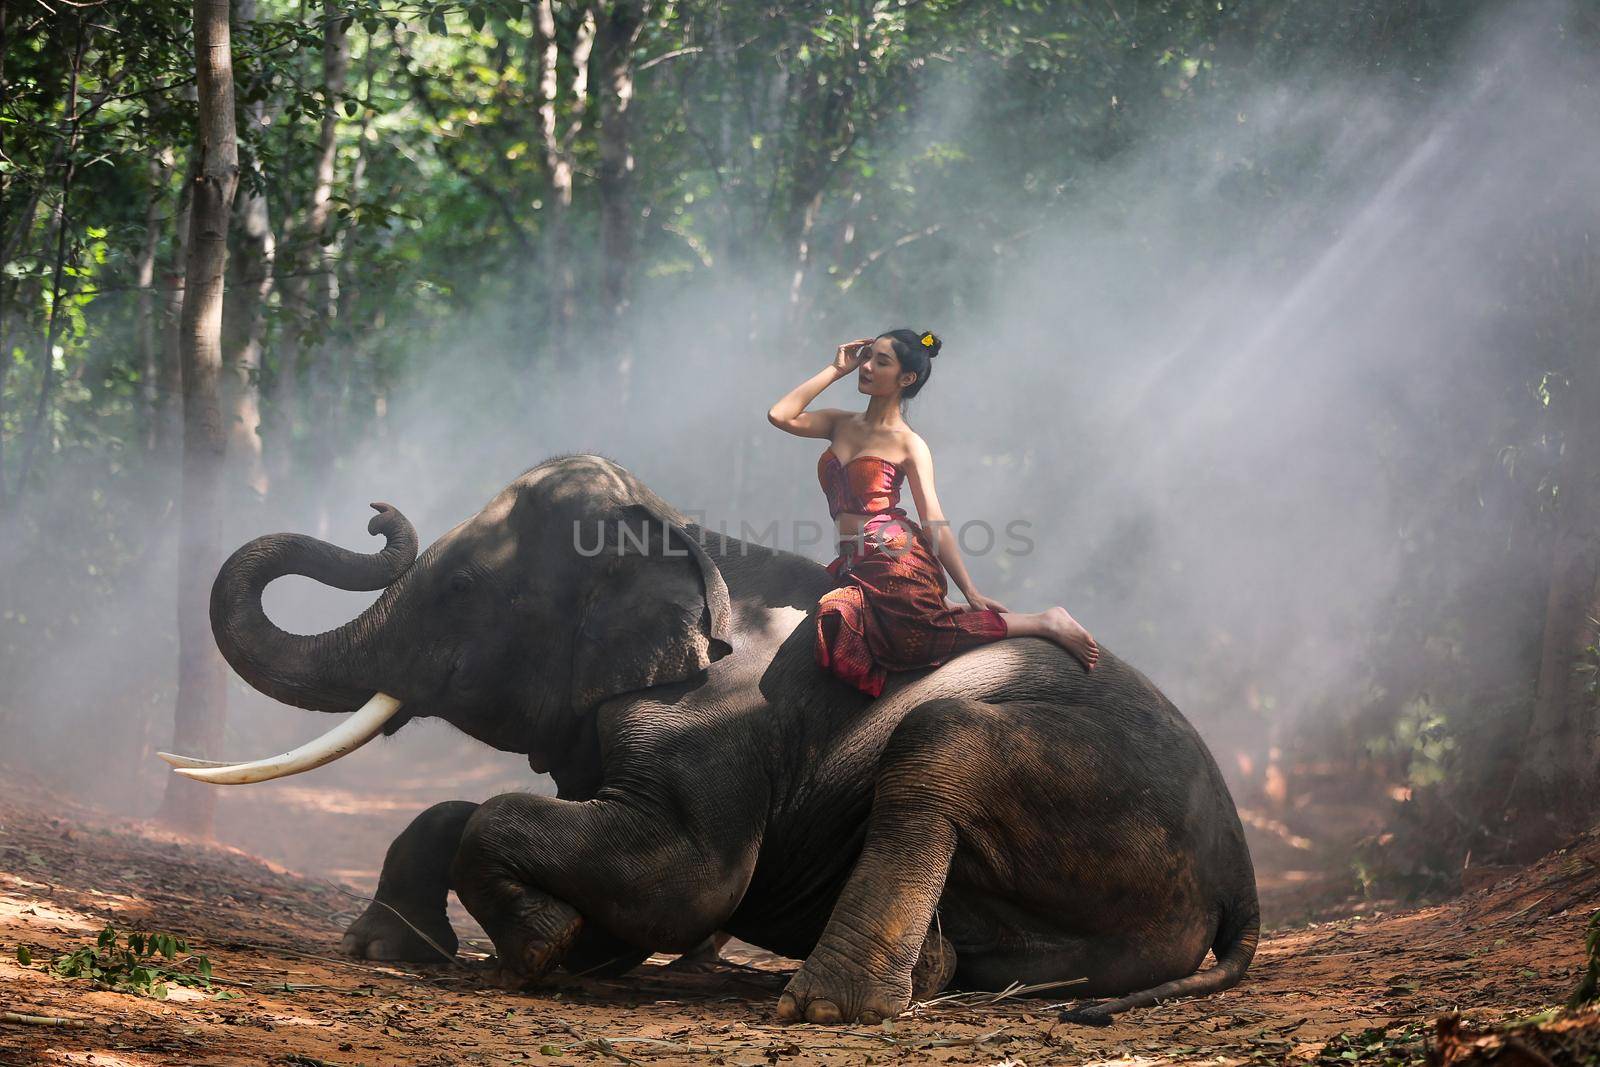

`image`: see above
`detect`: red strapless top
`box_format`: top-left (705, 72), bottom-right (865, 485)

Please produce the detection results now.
top-left (818, 447), bottom-right (908, 519)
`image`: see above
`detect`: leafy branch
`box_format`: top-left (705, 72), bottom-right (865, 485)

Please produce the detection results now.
top-left (21, 924), bottom-right (225, 1000)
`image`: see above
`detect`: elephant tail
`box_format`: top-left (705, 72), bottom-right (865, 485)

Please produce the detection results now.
top-left (1058, 894), bottom-right (1261, 1026)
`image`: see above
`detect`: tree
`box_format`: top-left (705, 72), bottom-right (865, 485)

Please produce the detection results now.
top-left (221, 0), bottom-right (274, 504)
top-left (1503, 234), bottom-right (1600, 859)
top-left (157, 0), bottom-right (240, 836)
top-left (530, 0), bottom-right (592, 359)
top-left (592, 0), bottom-right (647, 333)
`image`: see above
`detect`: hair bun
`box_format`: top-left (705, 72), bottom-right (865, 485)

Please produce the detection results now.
top-left (918, 330), bottom-right (942, 356)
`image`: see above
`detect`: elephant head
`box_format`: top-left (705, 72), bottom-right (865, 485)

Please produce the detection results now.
top-left (163, 455), bottom-right (734, 784)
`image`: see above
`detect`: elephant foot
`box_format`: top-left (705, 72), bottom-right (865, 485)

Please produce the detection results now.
top-left (478, 884), bottom-right (584, 989)
top-left (340, 900), bottom-right (458, 963)
top-left (778, 922), bottom-right (957, 1025)
top-left (776, 940), bottom-right (914, 1025)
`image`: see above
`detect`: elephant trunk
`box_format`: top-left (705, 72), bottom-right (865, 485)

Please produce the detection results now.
top-left (209, 502), bottom-right (418, 712)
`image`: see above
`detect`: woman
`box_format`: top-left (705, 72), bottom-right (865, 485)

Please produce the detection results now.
top-left (768, 329), bottom-right (1099, 698)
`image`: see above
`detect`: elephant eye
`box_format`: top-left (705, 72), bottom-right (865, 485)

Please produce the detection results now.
top-left (449, 572), bottom-right (473, 595)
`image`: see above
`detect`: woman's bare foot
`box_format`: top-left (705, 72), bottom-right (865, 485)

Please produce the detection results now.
top-left (1044, 606), bottom-right (1099, 671)
top-left (994, 606), bottom-right (1100, 671)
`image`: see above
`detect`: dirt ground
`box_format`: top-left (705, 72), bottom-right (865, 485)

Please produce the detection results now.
top-left (3, 765), bottom-right (1599, 1067)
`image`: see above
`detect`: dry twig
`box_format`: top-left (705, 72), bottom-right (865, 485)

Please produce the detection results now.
top-left (1, 1012), bottom-right (92, 1028)
top-left (916, 976), bottom-right (1087, 1010)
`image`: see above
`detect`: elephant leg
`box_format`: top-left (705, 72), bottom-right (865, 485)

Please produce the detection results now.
top-left (341, 800), bottom-right (477, 962)
top-left (778, 697), bottom-right (990, 1025)
top-left (665, 931), bottom-right (732, 972)
top-left (562, 926), bottom-right (653, 978)
top-left (452, 791), bottom-right (753, 988)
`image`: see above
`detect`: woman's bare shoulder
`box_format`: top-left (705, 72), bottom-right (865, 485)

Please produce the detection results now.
top-left (827, 410), bottom-right (861, 441)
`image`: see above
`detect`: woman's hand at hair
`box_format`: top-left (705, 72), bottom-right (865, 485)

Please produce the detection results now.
top-left (831, 338), bottom-right (874, 376)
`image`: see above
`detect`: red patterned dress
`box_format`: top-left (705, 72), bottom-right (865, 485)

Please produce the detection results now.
top-left (814, 446), bottom-right (1008, 696)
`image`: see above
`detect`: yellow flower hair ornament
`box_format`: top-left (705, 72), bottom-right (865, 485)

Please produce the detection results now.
top-left (920, 331), bottom-right (937, 349)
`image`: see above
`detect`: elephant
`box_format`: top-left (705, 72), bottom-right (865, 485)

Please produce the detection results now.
top-left (165, 452), bottom-right (1260, 1025)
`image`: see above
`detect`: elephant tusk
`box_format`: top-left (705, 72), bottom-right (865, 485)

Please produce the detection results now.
top-left (157, 753), bottom-right (239, 769)
top-left (160, 693), bottom-right (404, 785)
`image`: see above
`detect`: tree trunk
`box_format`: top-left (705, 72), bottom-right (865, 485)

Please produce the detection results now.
top-left (157, 155), bottom-right (196, 461)
top-left (158, 0), bottom-right (241, 837)
top-left (593, 0), bottom-right (645, 333)
top-left (782, 6), bottom-right (866, 330)
top-left (137, 145), bottom-right (177, 454)
top-left (1504, 245), bottom-right (1600, 860)
top-left (12, 15), bottom-right (87, 505)
top-left (222, 171), bottom-right (272, 503)
top-left (330, 61), bottom-right (371, 446)
top-left (1505, 405), bottom-right (1600, 857)
top-left (784, 184), bottom-right (824, 322)
top-left (262, 269), bottom-right (298, 488)
top-left (305, 0), bottom-right (349, 455)
top-left (221, 0), bottom-right (273, 503)
top-left (306, 1), bottom-right (349, 533)
top-left (267, 1), bottom-right (348, 496)
top-left (530, 0), bottom-right (578, 360)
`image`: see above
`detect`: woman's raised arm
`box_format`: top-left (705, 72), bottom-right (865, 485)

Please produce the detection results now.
top-left (767, 338), bottom-right (873, 438)
top-left (903, 436), bottom-right (1009, 613)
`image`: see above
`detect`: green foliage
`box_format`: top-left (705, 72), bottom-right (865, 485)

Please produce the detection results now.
top-left (1348, 686), bottom-right (1534, 899)
top-left (43, 925), bottom-right (217, 1000)
top-left (2, 0), bottom-right (1523, 508)
top-left (1364, 698), bottom-right (1456, 790)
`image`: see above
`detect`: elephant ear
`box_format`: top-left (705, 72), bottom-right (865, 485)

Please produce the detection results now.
top-left (570, 499), bottom-right (734, 713)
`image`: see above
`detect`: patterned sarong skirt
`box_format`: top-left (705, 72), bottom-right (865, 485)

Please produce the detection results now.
top-left (815, 511), bottom-right (1008, 697)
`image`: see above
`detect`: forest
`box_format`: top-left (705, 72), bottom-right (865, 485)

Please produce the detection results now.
top-left (4, 0), bottom-right (1600, 1064)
